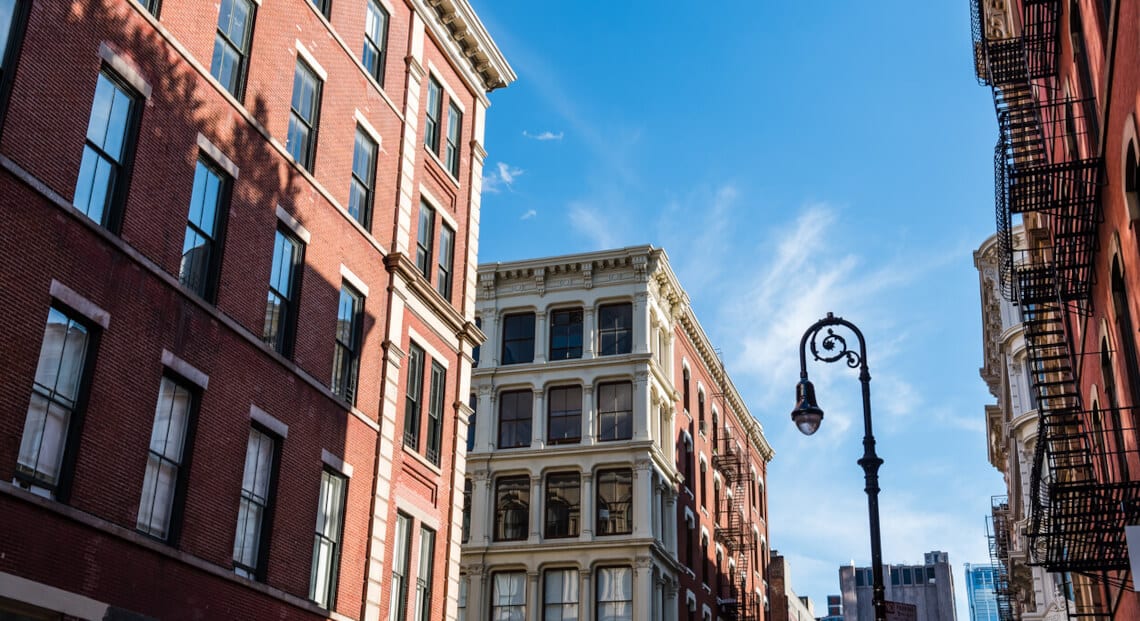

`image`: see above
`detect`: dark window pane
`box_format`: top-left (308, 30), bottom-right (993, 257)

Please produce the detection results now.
top-left (74, 72), bottom-right (139, 228)
top-left (436, 225), bottom-right (454, 300)
top-left (179, 160), bottom-right (228, 300)
top-left (596, 469), bottom-right (632, 535)
top-left (331, 285), bottom-right (363, 403)
top-left (425, 361), bottom-right (445, 465)
top-left (210, 0), bottom-right (254, 98)
top-left (263, 228), bottom-right (303, 354)
top-left (597, 382), bottom-right (632, 441)
top-left (544, 472), bottom-right (580, 538)
top-left (287, 61), bottom-right (321, 170)
top-left (403, 344), bottom-right (424, 450)
top-left (495, 476), bottom-right (529, 541)
top-left (598, 303), bottom-right (632, 355)
top-left (416, 202), bottom-right (434, 278)
top-left (348, 128), bottom-right (377, 229)
top-left (362, 0), bottom-right (388, 84)
top-left (497, 390), bottom-right (532, 449)
top-left (424, 77), bottom-right (442, 152)
top-left (547, 386), bottom-right (581, 445)
top-left (445, 102), bottom-right (462, 176)
top-left (549, 309), bottom-right (583, 360)
top-left (501, 313), bottom-right (535, 365)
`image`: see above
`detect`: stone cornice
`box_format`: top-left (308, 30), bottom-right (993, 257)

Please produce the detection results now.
top-left (384, 253), bottom-right (479, 347)
top-left (419, 0), bottom-right (516, 94)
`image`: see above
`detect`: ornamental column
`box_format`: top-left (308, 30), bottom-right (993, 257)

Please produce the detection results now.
top-left (583, 307), bottom-right (596, 358)
top-left (532, 389), bottom-right (546, 449)
top-left (581, 471), bottom-right (594, 540)
top-left (633, 459), bottom-right (653, 539)
top-left (529, 474), bottom-right (543, 543)
top-left (470, 469), bottom-right (492, 544)
top-left (634, 557), bottom-right (654, 621)
top-left (526, 571), bottom-right (540, 621)
top-left (579, 569), bottom-right (594, 621)
top-left (634, 372), bottom-right (651, 442)
top-left (534, 310), bottom-right (547, 364)
top-left (582, 384), bottom-right (596, 445)
top-left (634, 292), bottom-right (650, 354)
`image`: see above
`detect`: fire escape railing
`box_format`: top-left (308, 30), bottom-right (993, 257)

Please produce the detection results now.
top-left (987, 496), bottom-right (1016, 621)
top-left (970, 0), bottom-right (1140, 579)
top-left (713, 432), bottom-right (757, 621)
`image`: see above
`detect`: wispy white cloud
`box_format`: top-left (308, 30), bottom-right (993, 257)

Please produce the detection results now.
top-left (483, 162), bottom-right (524, 194)
top-left (522, 130), bottom-right (564, 141)
top-left (568, 202), bottom-right (620, 249)
top-left (521, 209), bottom-right (537, 220)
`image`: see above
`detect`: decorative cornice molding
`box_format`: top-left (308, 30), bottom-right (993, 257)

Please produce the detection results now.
top-left (419, 0), bottom-right (516, 93)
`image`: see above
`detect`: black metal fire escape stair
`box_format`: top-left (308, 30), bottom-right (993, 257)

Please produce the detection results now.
top-left (988, 497), bottom-right (1016, 621)
top-left (713, 431), bottom-right (756, 621)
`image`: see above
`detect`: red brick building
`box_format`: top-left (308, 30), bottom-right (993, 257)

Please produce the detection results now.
top-left (970, 0), bottom-right (1140, 619)
top-left (0, 0), bottom-right (511, 618)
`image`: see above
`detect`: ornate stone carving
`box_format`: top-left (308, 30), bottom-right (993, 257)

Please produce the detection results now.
top-left (534, 267), bottom-right (546, 296)
top-left (581, 262), bottom-right (593, 289)
top-left (479, 271), bottom-right (496, 298)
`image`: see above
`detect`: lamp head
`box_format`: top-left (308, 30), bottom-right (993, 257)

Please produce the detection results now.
top-left (791, 377), bottom-right (824, 436)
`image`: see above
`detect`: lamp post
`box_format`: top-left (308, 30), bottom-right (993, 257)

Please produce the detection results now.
top-left (792, 312), bottom-right (886, 621)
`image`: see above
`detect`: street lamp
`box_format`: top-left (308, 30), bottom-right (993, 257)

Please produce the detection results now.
top-left (792, 312), bottom-right (886, 621)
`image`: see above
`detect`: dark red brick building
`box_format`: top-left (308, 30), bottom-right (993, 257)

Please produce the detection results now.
top-left (971, 0), bottom-right (1140, 619)
top-left (0, 0), bottom-right (511, 618)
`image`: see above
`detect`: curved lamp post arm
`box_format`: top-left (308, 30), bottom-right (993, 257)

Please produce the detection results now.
top-left (795, 312), bottom-right (886, 621)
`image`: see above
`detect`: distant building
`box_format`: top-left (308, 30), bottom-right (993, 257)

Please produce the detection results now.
top-left (818, 594), bottom-right (844, 621)
top-left (769, 551), bottom-right (816, 621)
top-left (460, 246), bottom-right (775, 621)
top-left (964, 564), bottom-right (999, 621)
top-left (839, 551), bottom-right (957, 621)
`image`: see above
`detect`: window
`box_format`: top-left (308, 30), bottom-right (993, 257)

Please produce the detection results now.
top-left (457, 577), bottom-right (468, 621)
top-left (544, 472), bottom-right (580, 538)
top-left (461, 478), bottom-right (472, 543)
top-left (494, 475), bottom-right (529, 541)
top-left (492, 572), bottom-right (526, 620)
top-left (233, 427), bottom-right (277, 579)
top-left (547, 386), bottom-right (581, 445)
top-left (403, 343), bottom-right (424, 450)
top-left (698, 390), bottom-right (706, 433)
top-left (16, 307), bottom-right (94, 497)
top-left (414, 527), bottom-right (435, 621)
top-left (362, 0), bottom-right (388, 85)
top-left (263, 227), bottom-right (304, 355)
top-left (699, 460), bottom-right (707, 508)
top-left (287, 59), bottom-right (322, 171)
top-left (682, 367), bottom-right (690, 412)
top-left (445, 102), bottom-right (462, 177)
top-left (596, 567), bottom-right (633, 621)
top-left (466, 393), bottom-right (477, 452)
top-left (416, 202), bottom-right (434, 278)
top-left (425, 361), bottom-right (445, 465)
top-left (700, 533), bottom-right (710, 584)
top-left (310, 469), bottom-right (347, 608)
top-left (437, 224), bottom-right (454, 300)
top-left (598, 303), bottom-right (632, 355)
top-left (210, 0), bottom-right (254, 99)
top-left (472, 316), bottom-right (481, 368)
top-left (137, 376), bottom-right (195, 540)
top-left (0, 0), bottom-right (30, 127)
top-left (331, 284), bottom-right (363, 404)
top-left (424, 77), bottom-right (442, 152)
top-left (497, 390), bottom-right (532, 449)
top-left (544, 569), bottom-right (579, 620)
top-left (597, 382), bottom-right (632, 442)
top-left (501, 312), bottom-right (535, 365)
top-left (138, 0), bottom-right (160, 15)
top-left (711, 412), bottom-right (719, 453)
top-left (74, 71), bottom-right (141, 230)
top-left (389, 513), bottom-right (412, 621)
top-left (310, 0), bottom-right (330, 18)
top-left (348, 128), bottom-right (377, 230)
top-left (596, 469), bottom-right (632, 536)
top-left (179, 159), bottom-right (229, 300)
top-left (549, 309), bottom-right (583, 361)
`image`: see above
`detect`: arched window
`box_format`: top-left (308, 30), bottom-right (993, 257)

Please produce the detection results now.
top-left (683, 367), bottom-right (691, 413)
top-left (711, 411), bottom-right (719, 453)
top-left (1111, 258), bottom-right (1140, 410)
top-left (1100, 340), bottom-right (1130, 480)
top-left (1125, 140), bottom-right (1138, 219)
top-left (698, 390), bottom-right (706, 434)
top-left (1070, 0), bottom-right (1099, 146)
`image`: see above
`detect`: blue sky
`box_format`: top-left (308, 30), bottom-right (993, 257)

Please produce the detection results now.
top-left (470, 1), bottom-right (1003, 617)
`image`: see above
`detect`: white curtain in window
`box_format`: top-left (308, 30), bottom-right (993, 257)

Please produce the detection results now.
top-left (597, 567), bottom-right (632, 621)
top-left (492, 572), bottom-right (526, 621)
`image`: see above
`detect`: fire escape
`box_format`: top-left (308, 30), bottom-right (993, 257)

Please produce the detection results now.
top-left (987, 496), bottom-right (1016, 621)
top-left (713, 425), bottom-right (757, 621)
top-left (972, 0), bottom-right (1140, 617)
